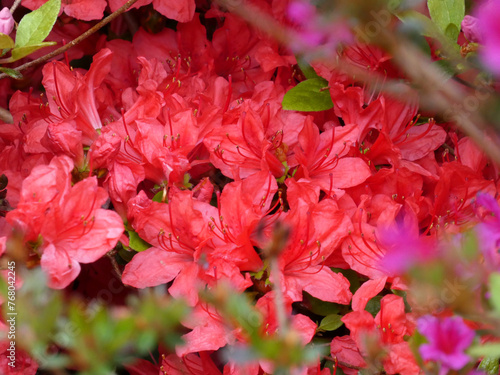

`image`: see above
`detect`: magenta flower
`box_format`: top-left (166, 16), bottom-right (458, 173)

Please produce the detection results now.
top-left (0, 7), bottom-right (14, 35)
top-left (462, 15), bottom-right (483, 43)
top-left (476, 0), bottom-right (500, 75)
top-left (475, 193), bottom-right (500, 269)
top-left (417, 316), bottom-right (475, 375)
top-left (378, 218), bottom-right (436, 276)
top-left (286, 0), bottom-right (352, 52)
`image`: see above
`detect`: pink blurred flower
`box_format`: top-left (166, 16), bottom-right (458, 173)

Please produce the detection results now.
top-left (378, 218), bottom-right (436, 276)
top-left (462, 15), bottom-right (483, 43)
top-left (0, 8), bottom-right (14, 35)
top-left (417, 316), bottom-right (474, 375)
top-left (475, 192), bottom-right (500, 269)
top-left (286, 0), bottom-right (352, 52)
top-left (476, 0), bottom-right (500, 75)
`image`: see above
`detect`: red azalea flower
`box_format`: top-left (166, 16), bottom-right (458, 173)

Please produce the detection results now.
top-left (6, 156), bottom-right (124, 289)
top-left (273, 179), bottom-right (353, 304)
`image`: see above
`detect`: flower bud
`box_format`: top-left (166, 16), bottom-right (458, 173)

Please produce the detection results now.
top-left (0, 8), bottom-right (14, 35)
top-left (461, 15), bottom-right (482, 43)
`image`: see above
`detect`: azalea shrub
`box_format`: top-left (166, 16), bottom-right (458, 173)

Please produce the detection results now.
top-left (2, 0), bottom-right (500, 374)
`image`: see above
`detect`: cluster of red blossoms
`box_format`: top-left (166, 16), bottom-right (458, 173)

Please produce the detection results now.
top-left (0, 0), bottom-right (498, 374)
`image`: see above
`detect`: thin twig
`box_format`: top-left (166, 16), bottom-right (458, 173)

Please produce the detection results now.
top-left (9, 0), bottom-right (22, 14)
top-left (0, 0), bottom-right (140, 81)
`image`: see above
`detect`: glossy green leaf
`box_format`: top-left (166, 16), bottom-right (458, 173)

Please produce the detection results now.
top-left (282, 78), bottom-right (333, 112)
top-left (318, 314), bottom-right (344, 331)
top-left (8, 41), bottom-right (57, 62)
top-left (427, 0), bottom-right (464, 41)
top-left (0, 67), bottom-right (23, 79)
top-left (0, 33), bottom-right (14, 49)
top-left (15, 0), bottom-right (61, 48)
top-left (128, 230), bottom-right (151, 252)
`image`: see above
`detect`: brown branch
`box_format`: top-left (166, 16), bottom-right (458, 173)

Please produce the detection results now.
top-left (0, 0), bottom-right (140, 81)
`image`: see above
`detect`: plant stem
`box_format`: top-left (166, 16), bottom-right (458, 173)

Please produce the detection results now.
top-left (10, 0), bottom-right (22, 13)
top-left (0, 0), bottom-right (140, 81)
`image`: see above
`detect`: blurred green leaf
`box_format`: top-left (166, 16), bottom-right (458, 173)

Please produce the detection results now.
top-left (427, 0), bottom-right (464, 41)
top-left (469, 344), bottom-right (500, 358)
top-left (282, 78), bottom-right (333, 112)
top-left (0, 67), bottom-right (23, 80)
top-left (408, 330), bottom-right (427, 368)
top-left (2, 269), bottom-right (186, 374)
top-left (15, 0), bottom-right (61, 48)
top-left (479, 356), bottom-right (500, 375)
top-left (318, 314), bottom-right (344, 331)
top-left (489, 273), bottom-right (500, 313)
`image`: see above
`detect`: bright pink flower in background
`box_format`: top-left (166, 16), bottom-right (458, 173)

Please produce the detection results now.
top-left (475, 0), bottom-right (500, 75)
top-left (0, 7), bottom-right (14, 35)
top-left (461, 15), bottom-right (483, 43)
top-left (417, 315), bottom-right (474, 375)
top-left (475, 193), bottom-right (500, 269)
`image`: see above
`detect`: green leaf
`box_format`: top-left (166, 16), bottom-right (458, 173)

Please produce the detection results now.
top-left (0, 67), bottom-right (23, 80)
top-left (318, 314), bottom-right (344, 331)
top-left (15, 0), bottom-right (61, 48)
top-left (490, 273), bottom-right (500, 313)
top-left (303, 292), bottom-right (340, 316)
top-left (397, 10), bottom-right (438, 38)
top-left (128, 230), bottom-right (151, 252)
top-left (282, 78), bottom-right (333, 112)
top-left (427, 0), bottom-right (464, 41)
top-left (0, 33), bottom-right (14, 49)
top-left (8, 41), bottom-right (57, 62)
top-left (365, 295), bottom-right (382, 317)
top-left (469, 344), bottom-right (500, 358)
top-left (479, 357), bottom-right (500, 375)
top-left (296, 55), bottom-right (319, 79)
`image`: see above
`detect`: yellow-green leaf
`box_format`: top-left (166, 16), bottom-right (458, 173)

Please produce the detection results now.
top-left (427, 0), bottom-right (464, 41)
top-left (282, 78), bottom-right (333, 112)
top-left (15, 0), bottom-right (61, 48)
top-left (127, 230), bottom-right (152, 252)
top-left (8, 41), bottom-right (56, 62)
top-left (0, 33), bottom-right (14, 50)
